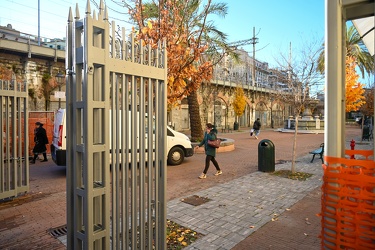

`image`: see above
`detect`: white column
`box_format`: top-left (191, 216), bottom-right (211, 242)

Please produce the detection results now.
top-left (325, 0), bottom-right (345, 157)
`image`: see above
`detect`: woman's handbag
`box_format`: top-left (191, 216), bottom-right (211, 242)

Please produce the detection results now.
top-left (250, 128), bottom-right (254, 136)
top-left (208, 139), bottom-right (221, 148)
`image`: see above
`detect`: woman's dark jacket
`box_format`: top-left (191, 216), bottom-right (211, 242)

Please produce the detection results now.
top-left (198, 130), bottom-right (217, 157)
top-left (33, 127), bottom-right (48, 154)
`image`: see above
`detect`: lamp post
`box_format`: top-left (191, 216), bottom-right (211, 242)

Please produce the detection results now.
top-left (213, 90), bottom-right (218, 126)
top-left (55, 72), bottom-right (64, 109)
top-left (222, 104), bottom-right (228, 131)
top-left (270, 97), bottom-right (274, 128)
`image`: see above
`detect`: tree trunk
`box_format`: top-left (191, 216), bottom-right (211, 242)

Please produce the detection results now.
top-left (45, 99), bottom-right (50, 111)
top-left (291, 116), bottom-right (298, 173)
top-left (187, 90), bottom-right (203, 142)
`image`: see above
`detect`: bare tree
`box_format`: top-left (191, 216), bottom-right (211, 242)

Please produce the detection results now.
top-left (273, 42), bottom-right (324, 173)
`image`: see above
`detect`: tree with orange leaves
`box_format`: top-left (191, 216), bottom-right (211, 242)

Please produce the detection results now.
top-left (0, 66), bottom-right (13, 81)
top-left (232, 86), bottom-right (246, 121)
top-left (345, 56), bottom-right (365, 113)
top-left (127, 0), bottom-right (231, 141)
top-left (359, 87), bottom-right (374, 119)
top-left (0, 65), bottom-right (23, 83)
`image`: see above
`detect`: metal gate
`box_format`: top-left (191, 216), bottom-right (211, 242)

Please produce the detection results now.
top-left (66, 1), bottom-right (167, 249)
top-left (0, 78), bottom-right (29, 200)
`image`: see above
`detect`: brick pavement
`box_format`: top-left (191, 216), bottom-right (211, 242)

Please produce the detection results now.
top-left (232, 186), bottom-right (322, 250)
top-left (0, 162), bottom-right (66, 250)
top-left (166, 128), bottom-right (326, 201)
top-left (0, 125), bottom-right (369, 249)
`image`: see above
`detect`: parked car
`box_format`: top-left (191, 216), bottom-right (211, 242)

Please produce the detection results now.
top-left (50, 109), bottom-right (194, 166)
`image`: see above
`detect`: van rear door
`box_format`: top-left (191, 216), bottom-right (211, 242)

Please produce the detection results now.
top-left (53, 109), bottom-right (66, 150)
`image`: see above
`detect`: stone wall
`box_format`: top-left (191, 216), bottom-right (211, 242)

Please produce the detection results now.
top-left (0, 52), bottom-right (65, 111)
top-left (168, 86), bottom-right (295, 132)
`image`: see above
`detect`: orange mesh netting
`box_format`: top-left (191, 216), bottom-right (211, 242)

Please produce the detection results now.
top-left (322, 150), bottom-right (375, 249)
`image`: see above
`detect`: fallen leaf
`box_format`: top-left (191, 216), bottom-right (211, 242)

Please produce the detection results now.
top-left (305, 218), bottom-right (309, 221)
top-left (182, 242), bottom-right (187, 246)
top-left (249, 226), bottom-right (255, 228)
top-left (177, 236), bottom-right (184, 242)
top-left (306, 221), bottom-right (311, 225)
top-left (304, 233), bottom-right (308, 236)
top-left (286, 208), bottom-right (291, 211)
top-left (271, 218), bottom-right (278, 221)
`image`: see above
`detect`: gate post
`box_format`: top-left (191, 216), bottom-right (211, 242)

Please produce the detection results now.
top-left (66, 1), bottom-right (167, 249)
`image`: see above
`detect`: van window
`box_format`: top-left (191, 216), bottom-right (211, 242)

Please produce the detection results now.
top-left (167, 127), bottom-right (174, 137)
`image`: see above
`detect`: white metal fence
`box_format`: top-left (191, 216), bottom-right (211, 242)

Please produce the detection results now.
top-left (0, 78), bottom-right (29, 200)
top-left (66, 1), bottom-right (167, 249)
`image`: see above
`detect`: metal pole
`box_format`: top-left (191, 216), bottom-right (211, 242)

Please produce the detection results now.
top-left (56, 73), bottom-right (64, 108)
top-left (225, 103), bottom-right (228, 131)
top-left (251, 27), bottom-right (258, 87)
top-left (214, 97), bottom-right (216, 125)
top-left (38, 0), bottom-right (40, 46)
top-left (58, 85), bottom-right (61, 108)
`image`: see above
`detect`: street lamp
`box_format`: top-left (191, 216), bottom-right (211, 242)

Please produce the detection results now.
top-left (55, 72), bottom-right (64, 109)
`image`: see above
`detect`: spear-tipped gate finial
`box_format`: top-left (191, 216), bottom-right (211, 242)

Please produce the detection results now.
top-left (68, 7), bottom-right (73, 23)
top-left (85, 0), bottom-right (91, 15)
top-left (75, 3), bottom-right (80, 19)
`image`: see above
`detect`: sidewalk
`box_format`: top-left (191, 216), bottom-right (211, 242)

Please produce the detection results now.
top-left (1, 126), bottom-right (371, 249)
top-left (166, 131), bottom-right (372, 250)
top-left (167, 154), bottom-right (323, 249)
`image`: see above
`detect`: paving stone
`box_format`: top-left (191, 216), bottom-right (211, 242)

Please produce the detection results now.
top-left (2, 127), bottom-right (368, 249)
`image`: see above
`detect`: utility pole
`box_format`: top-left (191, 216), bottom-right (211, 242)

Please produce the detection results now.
top-left (288, 42), bottom-right (292, 82)
top-left (38, 0), bottom-right (40, 46)
top-left (227, 28), bottom-right (259, 86)
top-left (250, 27), bottom-right (259, 87)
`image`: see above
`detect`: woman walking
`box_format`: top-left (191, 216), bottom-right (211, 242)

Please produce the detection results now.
top-left (195, 123), bottom-right (222, 179)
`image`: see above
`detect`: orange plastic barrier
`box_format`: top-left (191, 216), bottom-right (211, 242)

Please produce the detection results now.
top-left (345, 149), bottom-right (374, 161)
top-left (322, 151), bottom-right (375, 249)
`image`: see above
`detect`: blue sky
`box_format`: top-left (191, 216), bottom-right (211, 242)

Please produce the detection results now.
top-left (0, 0), bottom-right (325, 69)
top-left (212, 0), bottom-right (325, 68)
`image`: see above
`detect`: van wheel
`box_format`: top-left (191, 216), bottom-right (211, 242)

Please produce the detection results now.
top-left (167, 147), bottom-right (184, 165)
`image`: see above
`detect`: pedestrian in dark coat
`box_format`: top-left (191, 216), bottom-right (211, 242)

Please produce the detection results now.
top-left (194, 123), bottom-right (222, 179)
top-left (252, 118), bottom-right (261, 139)
top-left (31, 121), bottom-right (48, 163)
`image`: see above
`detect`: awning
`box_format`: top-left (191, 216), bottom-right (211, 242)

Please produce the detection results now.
top-left (352, 16), bottom-right (375, 55)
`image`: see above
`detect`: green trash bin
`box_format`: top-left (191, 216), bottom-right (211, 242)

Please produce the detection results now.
top-left (258, 139), bottom-right (275, 172)
top-left (233, 122), bottom-right (239, 130)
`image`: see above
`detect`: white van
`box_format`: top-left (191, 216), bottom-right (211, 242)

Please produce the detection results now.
top-left (50, 109), bottom-right (193, 166)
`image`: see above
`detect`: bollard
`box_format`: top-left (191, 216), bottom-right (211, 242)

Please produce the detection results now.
top-left (350, 139), bottom-right (355, 159)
